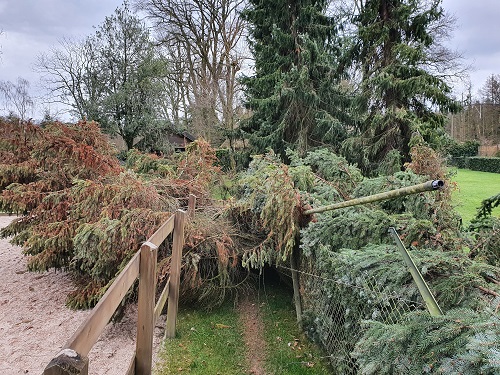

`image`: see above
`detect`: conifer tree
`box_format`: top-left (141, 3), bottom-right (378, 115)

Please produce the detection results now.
top-left (343, 0), bottom-right (460, 173)
top-left (242, 0), bottom-right (348, 157)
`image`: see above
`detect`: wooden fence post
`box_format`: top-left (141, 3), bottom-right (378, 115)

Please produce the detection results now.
top-left (135, 242), bottom-right (158, 375)
top-left (165, 210), bottom-right (185, 338)
top-left (290, 237), bottom-right (302, 328)
top-left (44, 349), bottom-right (88, 375)
top-left (188, 194), bottom-right (196, 219)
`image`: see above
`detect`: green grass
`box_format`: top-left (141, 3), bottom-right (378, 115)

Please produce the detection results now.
top-left (154, 281), bottom-right (332, 374)
top-left (451, 168), bottom-right (500, 224)
top-left (154, 301), bottom-right (247, 374)
top-left (259, 282), bottom-right (332, 374)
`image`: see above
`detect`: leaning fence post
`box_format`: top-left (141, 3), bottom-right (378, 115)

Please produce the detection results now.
top-left (165, 210), bottom-right (186, 338)
top-left (135, 242), bottom-right (158, 375)
top-left (388, 227), bottom-right (443, 316)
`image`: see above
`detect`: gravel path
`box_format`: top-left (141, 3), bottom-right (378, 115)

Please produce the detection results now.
top-left (0, 215), bottom-right (164, 375)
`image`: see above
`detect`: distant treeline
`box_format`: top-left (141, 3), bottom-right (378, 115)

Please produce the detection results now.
top-left (446, 103), bottom-right (500, 145)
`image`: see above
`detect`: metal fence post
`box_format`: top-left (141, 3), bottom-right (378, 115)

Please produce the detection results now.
top-left (388, 227), bottom-right (443, 316)
top-left (290, 236), bottom-right (302, 327)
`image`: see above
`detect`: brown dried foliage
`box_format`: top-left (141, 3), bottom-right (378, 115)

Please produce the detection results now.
top-left (0, 120), bottom-right (177, 307)
top-left (404, 144), bottom-right (464, 249)
top-left (1, 120), bottom-right (247, 309)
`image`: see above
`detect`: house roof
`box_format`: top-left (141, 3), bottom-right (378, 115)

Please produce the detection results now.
top-left (181, 131), bottom-right (197, 142)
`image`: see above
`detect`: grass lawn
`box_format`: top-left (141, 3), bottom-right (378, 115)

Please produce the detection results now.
top-left (259, 282), bottom-right (332, 375)
top-left (451, 168), bottom-right (500, 224)
top-left (154, 280), bottom-right (331, 374)
top-left (154, 300), bottom-right (247, 374)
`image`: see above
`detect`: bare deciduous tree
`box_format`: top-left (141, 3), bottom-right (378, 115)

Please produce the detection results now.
top-left (138, 0), bottom-right (248, 147)
top-left (423, 9), bottom-right (470, 83)
top-left (0, 77), bottom-right (34, 121)
top-left (36, 37), bottom-right (101, 120)
top-left (479, 74), bottom-right (500, 105)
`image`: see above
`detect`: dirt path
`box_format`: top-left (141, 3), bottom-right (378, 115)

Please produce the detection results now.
top-left (238, 292), bottom-right (267, 375)
top-left (0, 215), bottom-right (163, 375)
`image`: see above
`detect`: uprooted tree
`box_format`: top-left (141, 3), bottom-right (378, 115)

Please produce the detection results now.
top-left (1, 119), bottom-right (499, 373)
top-left (229, 146), bottom-right (500, 373)
top-left (0, 119), bottom-right (246, 308)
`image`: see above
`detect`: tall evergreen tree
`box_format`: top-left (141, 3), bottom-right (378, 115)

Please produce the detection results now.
top-left (242, 0), bottom-right (348, 157)
top-left (343, 0), bottom-right (460, 173)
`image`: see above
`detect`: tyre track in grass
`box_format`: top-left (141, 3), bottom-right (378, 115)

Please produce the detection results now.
top-left (238, 292), bottom-right (267, 375)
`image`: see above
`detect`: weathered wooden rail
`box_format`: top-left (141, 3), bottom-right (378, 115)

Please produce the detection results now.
top-left (43, 194), bottom-right (196, 375)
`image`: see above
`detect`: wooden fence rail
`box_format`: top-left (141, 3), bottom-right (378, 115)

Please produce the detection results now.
top-left (479, 144), bottom-right (500, 157)
top-left (43, 194), bottom-right (195, 375)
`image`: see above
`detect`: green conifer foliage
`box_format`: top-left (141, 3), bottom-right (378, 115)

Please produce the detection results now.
top-left (231, 147), bottom-right (499, 373)
top-left (353, 309), bottom-right (500, 374)
top-left (231, 148), bottom-right (364, 268)
top-left (242, 0), bottom-right (348, 157)
top-left (343, 0), bottom-right (461, 172)
top-left (233, 152), bottom-right (304, 268)
top-left (469, 193), bottom-right (500, 267)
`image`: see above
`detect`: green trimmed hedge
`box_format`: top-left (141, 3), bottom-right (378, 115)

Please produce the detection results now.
top-left (468, 157), bottom-right (500, 173)
top-left (450, 157), bottom-right (500, 173)
top-left (444, 139), bottom-right (480, 157)
top-left (449, 157), bottom-right (469, 169)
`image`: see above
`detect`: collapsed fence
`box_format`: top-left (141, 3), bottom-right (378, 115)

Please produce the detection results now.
top-left (284, 227), bottom-right (500, 373)
top-left (298, 264), bottom-right (425, 373)
top-left (285, 180), bottom-right (448, 372)
top-left (276, 228), bottom-right (439, 373)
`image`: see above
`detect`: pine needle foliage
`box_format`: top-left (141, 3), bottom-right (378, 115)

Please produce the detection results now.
top-left (1, 119), bottom-right (241, 309)
top-left (353, 309), bottom-right (500, 374)
top-left (232, 151), bottom-right (304, 269)
top-left (316, 245), bottom-right (500, 312)
top-left (124, 148), bottom-right (174, 177)
top-left (178, 206), bottom-right (254, 309)
top-left (468, 193), bottom-right (500, 267)
top-left (0, 120), bottom-right (122, 213)
top-left (288, 148), bottom-right (363, 202)
top-left (231, 146), bottom-right (500, 373)
top-left (475, 193), bottom-right (500, 220)
top-left (343, 0), bottom-right (461, 172)
top-left (242, 0), bottom-right (348, 157)
top-left (0, 120), bottom-right (176, 307)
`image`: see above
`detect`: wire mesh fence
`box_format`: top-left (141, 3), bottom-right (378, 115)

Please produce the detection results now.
top-left (281, 264), bottom-right (426, 374)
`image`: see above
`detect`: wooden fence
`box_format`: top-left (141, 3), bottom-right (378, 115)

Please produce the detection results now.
top-left (479, 144), bottom-right (500, 157)
top-left (43, 194), bottom-right (196, 375)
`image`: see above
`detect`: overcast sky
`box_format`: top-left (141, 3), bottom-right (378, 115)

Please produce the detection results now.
top-left (0, 0), bottom-right (123, 118)
top-left (441, 0), bottom-right (500, 96)
top-left (0, 0), bottom-right (499, 119)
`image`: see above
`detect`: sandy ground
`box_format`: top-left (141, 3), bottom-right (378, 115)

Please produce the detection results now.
top-left (0, 215), bottom-right (164, 375)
